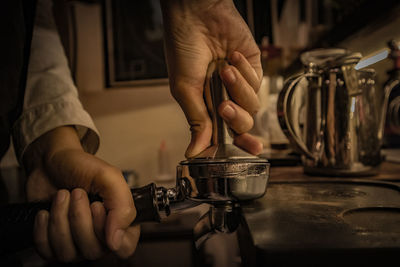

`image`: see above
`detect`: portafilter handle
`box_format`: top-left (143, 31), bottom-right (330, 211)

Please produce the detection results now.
top-left (0, 179), bottom-right (192, 256)
top-left (205, 59), bottom-right (234, 146)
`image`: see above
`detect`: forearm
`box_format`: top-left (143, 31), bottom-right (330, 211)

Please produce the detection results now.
top-left (12, 0), bottom-right (99, 163)
top-left (23, 126), bottom-right (83, 175)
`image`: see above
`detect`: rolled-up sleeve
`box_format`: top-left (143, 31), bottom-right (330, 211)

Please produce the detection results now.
top-left (12, 0), bottom-right (99, 162)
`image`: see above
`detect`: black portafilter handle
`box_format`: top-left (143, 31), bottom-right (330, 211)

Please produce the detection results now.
top-left (0, 183), bottom-right (164, 256)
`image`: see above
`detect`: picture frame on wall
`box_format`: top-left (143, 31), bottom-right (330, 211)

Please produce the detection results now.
top-left (104, 0), bottom-right (168, 87)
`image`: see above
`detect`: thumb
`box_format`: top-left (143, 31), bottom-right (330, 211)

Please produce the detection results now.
top-left (94, 167), bottom-right (137, 253)
top-left (186, 120), bottom-right (212, 158)
top-left (171, 83), bottom-right (212, 158)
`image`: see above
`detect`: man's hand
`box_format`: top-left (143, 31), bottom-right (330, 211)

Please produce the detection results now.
top-left (24, 126), bottom-right (139, 262)
top-left (161, 0), bottom-right (263, 158)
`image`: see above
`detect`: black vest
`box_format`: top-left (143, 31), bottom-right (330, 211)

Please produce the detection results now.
top-left (0, 0), bottom-right (36, 159)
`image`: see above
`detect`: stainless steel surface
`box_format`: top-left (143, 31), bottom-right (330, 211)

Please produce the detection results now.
top-left (278, 49), bottom-right (393, 176)
top-left (385, 40), bottom-right (400, 136)
top-left (178, 59), bottom-right (269, 202)
top-left (177, 162), bottom-right (269, 202)
top-left (155, 178), bottom-right (200, 215)
top-left (193, 204), bottom-right (240, 248)
top-left (387, 94), bottom-right (400, 133)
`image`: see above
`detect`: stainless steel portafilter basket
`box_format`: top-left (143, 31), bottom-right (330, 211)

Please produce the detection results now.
top-left (178, 59), bottom-right (270, 203)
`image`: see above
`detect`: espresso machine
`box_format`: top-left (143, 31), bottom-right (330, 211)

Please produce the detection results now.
top-left (0, 60), bottom-right (270, 255)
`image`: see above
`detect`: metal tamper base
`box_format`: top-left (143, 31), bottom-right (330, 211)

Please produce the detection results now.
top-left (178, 60), bottom-right (270, 203)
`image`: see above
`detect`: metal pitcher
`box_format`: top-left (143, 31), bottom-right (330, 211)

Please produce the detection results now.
top-left (277, 48), bottom-right (388, 176)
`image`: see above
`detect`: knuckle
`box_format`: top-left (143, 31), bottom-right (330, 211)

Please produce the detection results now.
top-left (121, 205), bottom-right (137, 221)
top-left (249, 102), bottom-right (260, 116)
top-left (189, 119), bottom-right (212, 134)
top-left (115, 226), bottom-right (140, 259)
top-left (253, 80), bottom-right (262, 93)
top-left (235, 119), bottom-right (253, 134)
top-left (96, 165), bottom-right (125, 185)
top-left (171, 80), bottom-right (202, 100)
top-left (101, 164), bottom-right (121, 177)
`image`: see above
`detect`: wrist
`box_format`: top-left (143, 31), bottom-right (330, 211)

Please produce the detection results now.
top-left (23, 126), bottom-right (83, 173)
top-left (42, 126), bottom-right (83, 154)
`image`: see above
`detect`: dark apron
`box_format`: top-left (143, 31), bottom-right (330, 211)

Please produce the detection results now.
top-left (0, 0), bottom-right (36, 160)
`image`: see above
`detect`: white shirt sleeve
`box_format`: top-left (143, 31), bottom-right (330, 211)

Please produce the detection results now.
top-left (12, 0), bottom-right (100, 163)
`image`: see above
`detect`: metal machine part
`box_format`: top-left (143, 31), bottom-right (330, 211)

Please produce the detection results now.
top-left (193, 204), bottom-right (241, 249)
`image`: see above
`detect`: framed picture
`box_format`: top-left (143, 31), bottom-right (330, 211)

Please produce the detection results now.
top-left (104, 0), bottom-right (168, 87)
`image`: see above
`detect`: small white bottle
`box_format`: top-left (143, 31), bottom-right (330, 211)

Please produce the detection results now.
top-left (154, 140), bottom-right (175, 186)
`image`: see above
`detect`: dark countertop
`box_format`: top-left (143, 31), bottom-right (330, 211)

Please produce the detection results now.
top-left (238, 161), bottom-right (400, 266)
top-left (2, 162), bottom-right (400, 266)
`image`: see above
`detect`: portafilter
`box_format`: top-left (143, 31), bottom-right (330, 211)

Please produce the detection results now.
top-left (0, 59), bottom-right (270, 255)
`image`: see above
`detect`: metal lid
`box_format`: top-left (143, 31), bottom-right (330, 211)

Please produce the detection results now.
top-left (301, 48), bottom-right (362, 69)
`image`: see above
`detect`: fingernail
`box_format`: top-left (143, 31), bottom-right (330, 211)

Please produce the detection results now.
top-left (222, 105), bottom-right (235, 120)
top-left (57, 190), bottom-right (67, 204)
top-left (36, 211), bottom-right (48, 227)
top-left (91, 202), bottom-right (100, 216)
top-left (72, 189), bottom-right (82, 201)
top-left (222, 68), bottom-right (236, 84)
top-left (112, 229), bottom-right (124, 251)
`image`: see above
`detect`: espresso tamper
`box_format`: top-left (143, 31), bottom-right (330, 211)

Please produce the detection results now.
top-left (177, 59), bottom-right (270, 204)
top-left (176, 59), bottom-right (270, 247)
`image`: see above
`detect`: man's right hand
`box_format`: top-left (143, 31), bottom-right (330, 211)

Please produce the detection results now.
top-left (24, 126), bottom-right (140, 262)
top-left (161, 0), bottom-right (264, 158)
